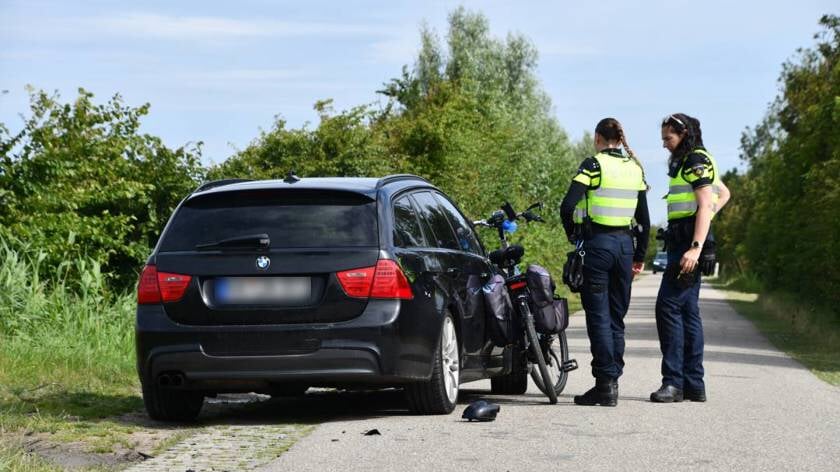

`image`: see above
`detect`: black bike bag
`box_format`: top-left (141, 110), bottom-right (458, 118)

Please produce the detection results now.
top-left (526, 264), bottom-right (569, 334)
top-left (482, 274), bottom-right (515, 346)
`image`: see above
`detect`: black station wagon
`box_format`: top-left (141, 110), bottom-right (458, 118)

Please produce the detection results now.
top-left (135, 174), bottom-right (509, 420)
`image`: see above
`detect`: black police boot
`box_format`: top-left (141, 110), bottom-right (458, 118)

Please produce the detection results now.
top-left (574, 379), bottom-right (618, 407)
top-left (684, 389), bottom-right (707, 402)
top-left (650, 384), bottom-right (684, 403)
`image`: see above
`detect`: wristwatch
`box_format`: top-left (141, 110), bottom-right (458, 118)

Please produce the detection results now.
top-left (691, 240), bottom-right (703, 249)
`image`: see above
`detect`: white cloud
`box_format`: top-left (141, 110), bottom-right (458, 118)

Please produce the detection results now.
top-left (368, 33), bottom-right (421, 65)
top-left (537, 41), bottom-right (601, 57)
top-left (98, 13), bottom-right (379, 40)
top-left (168, 68), bottom-right (319, 90)
top-left (3, 13), bottom-right (383, 42)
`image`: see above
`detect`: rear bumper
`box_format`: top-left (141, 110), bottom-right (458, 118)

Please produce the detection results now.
top-left (136, 300), bottom-right (442, 391)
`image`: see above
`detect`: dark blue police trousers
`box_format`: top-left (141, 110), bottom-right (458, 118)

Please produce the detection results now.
top-left (655, 244), bottom-right (704, 391)
top-left (580, 231), bottom-right (634, 381)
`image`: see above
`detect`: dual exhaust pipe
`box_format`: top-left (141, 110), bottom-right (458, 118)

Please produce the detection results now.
top-left (157, 372), bottom-right (186, 388)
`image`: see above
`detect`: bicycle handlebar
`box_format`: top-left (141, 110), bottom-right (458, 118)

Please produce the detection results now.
top-left (474, 201), bottom-right (545, 229)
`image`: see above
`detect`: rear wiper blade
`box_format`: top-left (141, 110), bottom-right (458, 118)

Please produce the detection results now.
top-left (195, 233), bottom-right (270, 250)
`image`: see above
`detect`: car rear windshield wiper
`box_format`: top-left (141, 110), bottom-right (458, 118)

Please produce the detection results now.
top-left (195, 233), bottom-right (270, 250)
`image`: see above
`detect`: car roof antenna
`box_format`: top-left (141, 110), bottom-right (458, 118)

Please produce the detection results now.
top-left (283, 169), bottom-right (301, 184)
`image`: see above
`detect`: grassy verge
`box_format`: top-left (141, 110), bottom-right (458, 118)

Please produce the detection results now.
top-left (0, 240), bottom-right (149, 469)
top-left (0, 441), bottom-right (63, 472)
top-left (713, 275), bottom-right (840, 385)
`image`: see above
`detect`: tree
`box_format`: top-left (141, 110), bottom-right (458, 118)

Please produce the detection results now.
top-left (0, 88), bottom-right (205, 288)
top-left (212, 8), bottom-right (581, 275)
top-left (715, 15), bottom-right (840, 307)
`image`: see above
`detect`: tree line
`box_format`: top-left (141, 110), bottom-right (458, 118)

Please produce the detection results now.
top-left (0, 9), bottom-right (584, 291)
top-left (2, 8), bottom-right (835, 311)
top-left (715, 15), bottom-right (840, 311)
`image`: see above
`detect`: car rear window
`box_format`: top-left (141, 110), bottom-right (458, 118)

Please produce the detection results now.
top-left (159, 189), bottom-right (378, 251)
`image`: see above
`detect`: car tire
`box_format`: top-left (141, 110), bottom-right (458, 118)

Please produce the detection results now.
top-left (405, 314), bottom-right (459, 415)
top-left (142, 381), bottom-right (204, 422)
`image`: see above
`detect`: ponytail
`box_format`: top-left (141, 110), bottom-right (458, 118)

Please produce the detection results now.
top-left (616, 122), bottom-right (649, 191)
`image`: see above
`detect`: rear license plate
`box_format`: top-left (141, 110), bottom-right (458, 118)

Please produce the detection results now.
top-left (214, 277), bottom-right (311, 305)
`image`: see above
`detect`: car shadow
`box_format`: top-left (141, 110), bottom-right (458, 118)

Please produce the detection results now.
top-left (113, 384), bottom-right (570, 429)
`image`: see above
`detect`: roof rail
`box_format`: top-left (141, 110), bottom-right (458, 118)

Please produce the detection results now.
top-left (376, 174), bottom-right (431, 189)
top-left (194, 178), bottom-right (252, 193)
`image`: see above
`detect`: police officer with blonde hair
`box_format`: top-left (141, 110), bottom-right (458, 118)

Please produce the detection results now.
top-left (560, 117), bottom-right (650, 406)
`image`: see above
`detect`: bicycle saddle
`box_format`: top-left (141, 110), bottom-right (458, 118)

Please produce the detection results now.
top-left (462, 400), bottom-right (501, 422)
top-left (489, 245), bottom-right (524, 266)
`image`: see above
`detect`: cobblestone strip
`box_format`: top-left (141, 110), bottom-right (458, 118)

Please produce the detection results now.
top-left (126, 424), bottom-right (312, 472)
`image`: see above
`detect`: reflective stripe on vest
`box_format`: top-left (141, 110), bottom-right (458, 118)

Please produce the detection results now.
top-left (666, 148), bottom-right (721, 221)
top-left (574, 152), bottom-right (645, 227)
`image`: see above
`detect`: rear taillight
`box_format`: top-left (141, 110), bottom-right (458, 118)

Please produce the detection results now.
top-left (137, 265), bottom-right (192, 304)
top-left (370, 259), bottom-right (413, 299)
top-left (336, 259), bottom-right (413, 300)
top-left (336, 266), bottom-right (376, 298)
top-left (137, 265), bottom-right (161, 304)
top-left (157, 271), bottom-right (192, 302)
top-left (509, 281), bottom-right (527, 290)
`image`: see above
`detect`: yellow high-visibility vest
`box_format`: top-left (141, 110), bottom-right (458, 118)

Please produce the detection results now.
top-left (573, 152), bottom-right (646, 227)
top-left (667, 148), bottom-right (721, 221)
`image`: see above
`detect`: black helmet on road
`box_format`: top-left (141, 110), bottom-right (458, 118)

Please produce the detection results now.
top-left (462, 400), bottom-right (500, 422)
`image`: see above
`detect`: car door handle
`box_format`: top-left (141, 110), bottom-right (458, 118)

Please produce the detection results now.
top-left (446, 267), bottom-right (462, 275)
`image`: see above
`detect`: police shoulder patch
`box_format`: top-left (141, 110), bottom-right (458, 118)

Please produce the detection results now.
top-left (692, 166), bottom-right (704, 177)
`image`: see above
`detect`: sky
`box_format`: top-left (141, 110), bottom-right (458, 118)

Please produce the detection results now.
top-left (1, 0), bottom-right (836, 224)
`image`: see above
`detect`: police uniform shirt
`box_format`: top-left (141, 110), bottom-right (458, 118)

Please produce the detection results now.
top-left (666, 147), bottom-right (716, 242)
top-left (573, 155), bottom-right (604, 188)
top-left (669, 147), bottom-right (715, 191)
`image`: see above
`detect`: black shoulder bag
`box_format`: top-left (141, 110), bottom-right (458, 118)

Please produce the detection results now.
top-left (563, 191), bottom-right (587, 293)
top-left (562, 239), bottom-right (585, 293)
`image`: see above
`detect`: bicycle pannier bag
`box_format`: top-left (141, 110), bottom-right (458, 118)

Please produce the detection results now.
top-left (526, 264), bottom-right (569, 334)
top-left (482, 274), bottom-right (515, 346)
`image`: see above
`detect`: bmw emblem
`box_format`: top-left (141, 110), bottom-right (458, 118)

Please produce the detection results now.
top-left (256, 256), bottom-right (271, 271)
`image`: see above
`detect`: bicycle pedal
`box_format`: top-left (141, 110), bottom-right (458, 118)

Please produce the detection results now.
top-left (561, 359), bottom-right (579, 372)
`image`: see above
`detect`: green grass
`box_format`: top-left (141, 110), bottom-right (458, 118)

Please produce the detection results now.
top-left (0, 239), bottom-right (144, 464)
top-left (0, 441), bottom-right (63, 472)
top-left (714, 275), bottom-right (840, 385)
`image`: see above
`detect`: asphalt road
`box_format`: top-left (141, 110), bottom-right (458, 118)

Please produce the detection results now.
top-left (259, 273), bottom-right (840, 472)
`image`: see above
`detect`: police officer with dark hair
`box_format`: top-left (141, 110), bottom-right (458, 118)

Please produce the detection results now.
top-left (560, 117), bottom-right (650, 407)
top-left (652, 113), bottom-right (731, 403)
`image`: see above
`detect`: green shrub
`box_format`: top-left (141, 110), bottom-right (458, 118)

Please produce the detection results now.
top-left (0, 88), bottom-right (205, 290)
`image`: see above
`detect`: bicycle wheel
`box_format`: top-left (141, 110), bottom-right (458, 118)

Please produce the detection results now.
top-left (530, 331), bottom-right (569, 397)
top-left (523, 310), bottom-right (558, 404)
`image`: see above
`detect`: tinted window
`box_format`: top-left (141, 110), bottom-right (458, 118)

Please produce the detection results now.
top-left (160, 190), bottom-right (377, 251)
top-left (412, 192), bottom-right (459, 250)
top-left (393, 196), bottom-right (426, 248)
top-left (433, 193), bottom-right (483, 255)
